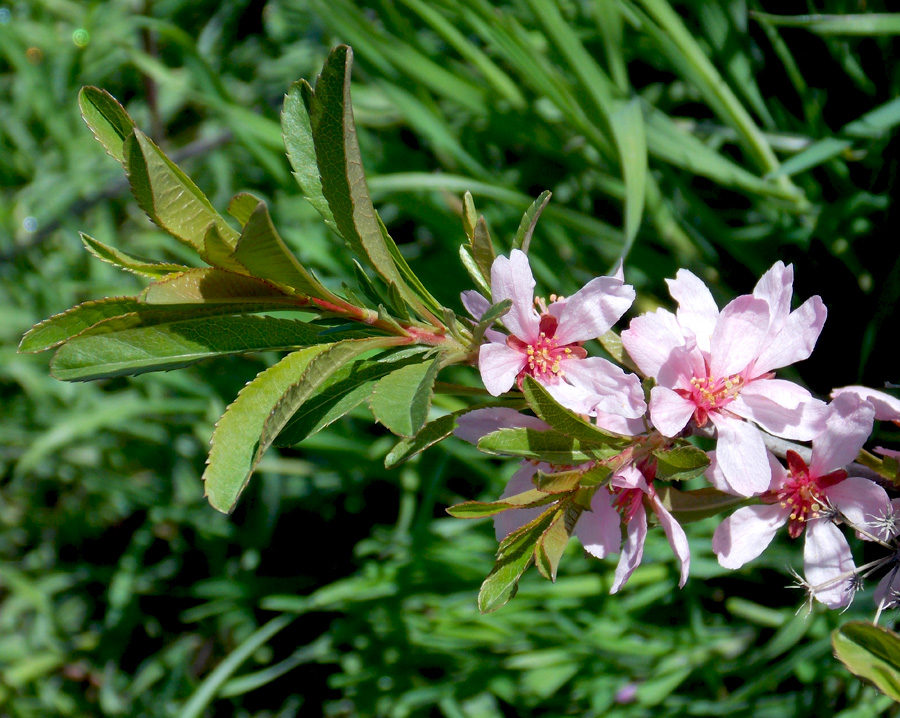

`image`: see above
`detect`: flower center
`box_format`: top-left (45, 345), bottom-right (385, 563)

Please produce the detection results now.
top-left (683, 372), bottom-right (745, 426)
top-left (761, 450), bottom-right (847, 539)
top-left (508, 314), bottom-right (587, 385)
top-left (611, 487), bottom-right (643, 523)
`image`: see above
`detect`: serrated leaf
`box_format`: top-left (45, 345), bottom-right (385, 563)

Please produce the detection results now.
top-left (512, 190), bottom-right (551, 253)
top-left (232, 200), bottom-right (331, 298)
top-left (477, 426), bottom-right (613, 464)
top-left (258, 337), bottom-right (406, 466)
top-left (535, 501), bottom-right (582, 581)
top-left (124, 129), bottom-right (239, 254)
top-left (653, 444), bottom-right (710, 481)
top-left (462, 191), bottom-right (477, 238)
top-left (20, 297), bottom-right (144, 353)
top-left (140, 269), bottom-right (295, 305)
top-left (204, 344), bottom-right (333, 513)
top-left (49, 316), bottom-right (328, 381)
top-left (282, 79), bottom-right (339, 233)
top-left (80, 233), bottom-right (189, 278)
top-left (202, 224), bottom-right (247, 273)
top-left (522, 376), bottom-right (628, 447)
top-left (275, 348), bottom-right (429, 446)
top-left (385, 412), bottom-right (458, 468)
top-left (655, 485), bottom-right (747, 525)
top-left (833, 621), bottom-right (900, 702)
top-left (370, 357), bottom-right (442, 437)
top-left (459, 245), bottom-right (492, 298)
top-left (78, 87), bottom-right (135, 164)
top-left (478, 506), bottom-right (556, 613)
top-left (447, 489), bottom-right (560, 519)
top-left (535, 468), bottom-right (584, 493)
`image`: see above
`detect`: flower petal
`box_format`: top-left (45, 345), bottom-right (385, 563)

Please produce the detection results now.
top-left (667, 269), bottom-right (719, 352)
top-left (554, 276), bottom-right (635, 344)
top-left (709, 295), bottom-right (770, 377)
top-left (827, 476), bottom-right (892, 541)
top-left (731, 382), bottom-right (828, 441)
top-left (752, 296), bottom-right (827, 376)
top-left (562, 357), bottom-right (647, 418)
top-left (652, 496), bottom-right (691, 587)
top-left (804, 519), bottom-right (855, 609)
top-left (461, 289), bottom-right (490, 320)
top-left (621, 309), bottom-right (686, 379)
top-left (478, 342), bottom-right (525, 396)
top-left (832, 385), bottom-right (900, 422)
top-left (713, 504), bottom-right (786, 569)
top-left (875, 566), bottom-right (900, 612)
top-left (709, 413), bottom-right (771, 496)
top-left (706, 449), bottom-right (785, 495)
top-left (809, 392), bottom-right (875, 475)
top-left (574, 487), bottom-right (622, 559)
top-left (611, 504), bottom-right (647, 593)
top-left (491, 250), bottom-right (540, 340)
top-left (649, 386), bottom-right (696, 437)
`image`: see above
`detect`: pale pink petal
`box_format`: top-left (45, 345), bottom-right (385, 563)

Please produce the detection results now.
top-left (667, 268), bottom-right (719, 352)
top-left (490, 250), bottom-right (539, 340)
top-left (712, 504), bottom-right (786, 569)
top-left (709, 295), bottom-right (770, 377)
top-left (832, 386), bottom-right (900, 422)
top-left (541, 379), bottom-right (600, 416)
top-left (461, 290), bottom-right (490, 320)
top-left (554, 276), bottom-right (635, 344)
top-left (563, 357), bottom-right (647, 418)
top-left (651, 496), bottom-right (690, 587)
top-left (656, 343), bottom-right (706, 392)
top-left (621, 309), bottom-right (686, 379)
top-left (648, 386), bottom-right (696, 437)
top-left (810, 392), bottom-right (875, 475)
top-left (752, 261), bottom-right (793, 326)
top-left (739, 378), bottom-right (812, 410)
top-left (493, 463), bottom-right (546, 541)
top-left (594, 411), bottom-right (646, 436)
top-left (611, 504), bottom-right (647, 593)
top-left (611, 259), bottom-right (625, 282)
top-left (731, 385), bottom-right (828, 441)
top-left (574, 487), bottom-right (622, 559)
top-left (454, 407), bottom-right (549, 444)
top-left (610, 464), bottom-right (649, 492)
top-left (804, 519), bottom-right (855, 609)
top-left (876, 447), bottom-right (900, 459)
top-left (875, 567), bottom-right (900, 611)
top-left (478, 342), bottom-right (525, 396)
top-left (752, 296), bottom-right (826, 376)
top-left (826, 476), bottom-right (892, 540)
top-left (709, 413), bottom-right (770, 496)
top-left (706, 449), bottom-right (785, 495)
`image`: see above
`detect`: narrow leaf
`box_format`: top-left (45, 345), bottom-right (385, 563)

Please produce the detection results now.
top-left (78, 86), bottom-right (136, 164)
top-left (535, 501), bottom-right (582, 581)
top-left (447, 489), bottom-right (560, 519)
top-left (462, 191), bottom-right (478, 238)
top-left (227, 192), bottom-right (263, 227)
top-left (653, 444), bottom-right (710, 481)
top-left (20, 297), bottom-right (144, 353)
top-left (369, 356), bottom-right (442, 437)
top-left (50, 316), bottom-right (328, 381)
top-left (477, 426), bottom-right (614, 464)
top-left (609, 99), bottom-right (647, 252)
top-left (80, 233), bottom-right (188, 278)
top-left (140, 269), bottom-right (295, 305)
top-left (833, 621), bottom-right (900, 701)
top-left (385, 412), bottom-right (458, 467)
top-left (472, 215), bottom-right (496, 282)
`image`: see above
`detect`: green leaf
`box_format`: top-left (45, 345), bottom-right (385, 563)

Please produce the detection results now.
top-left (49, 316), bottom-right (328, 381)
top-left (471, 298), bottom-right (511, 346)
top-left (535, 468), bottom-right (584, 493)
top-left (124, 128), bottom-right (239, 254)
top-left (282, 80), bottom-right (339, 233)
top-left (140, 269), bottom-right (295, 305)
top-left (80, 233), bottom-right (189, 278)
top-left (20, 297), bottom-right (145, 353)
top-left (203, 344), bottom-right (332, 513)
top-left (472, 215), bottom-right (496, 283)
top-left (609, 99), bottom-right (647, 253)
top-left (275, 348), bottom-right (429, 447)
top-left (751, 12), bottom-right (900, 36)
top-left (78, 86), bottom-right (136, 165)
top-left (477, 426), bottom-right (614, 464)
top-left (522, 376), bottom-right (629, 447)
top-left (370, 356), bottom-right (442, 437)
top-left (654, 485), bottom-right (746, 525)
top-left (512, 190), bottom-right (552, 253)
top-left (257, 337), bottom-right (406, 468)
top-left (447, 489), bottom-right (560, 519)
top-left (227, 192), bottom-right (263, 227)
top-left (598, 329), bottom-right (639, 373)
top-left (462, 191), bottom-right (478, 239)
top-left (232, 200), bottom-right (332, 298)
top-left (478, 506), bottom-right (556, 613)
top-left (653, 444), bottom-right (710, 481)
top-left (385, 411), bottom-right (458, 467)
top-left (459, 245), bottom-right (492, 299)
top-left (535, 500), bottom-right (582, 581)
top-left (833, 621), bottom-right (900, 702)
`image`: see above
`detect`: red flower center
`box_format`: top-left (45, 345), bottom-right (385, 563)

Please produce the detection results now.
top-left (507, 314), bottom-right (587, 385)
top-left (761, 450), bottom-right (847, 539)
top-left (677, 370), bottom-right (745, 427)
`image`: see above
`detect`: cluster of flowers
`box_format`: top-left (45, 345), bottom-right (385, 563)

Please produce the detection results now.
top-left (458, 249), bottom-right (900, 612)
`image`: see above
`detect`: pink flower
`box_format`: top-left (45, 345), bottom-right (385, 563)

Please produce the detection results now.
top-left (464, 250), bottom-right (646, 419)
top-left (621, 262), bottom-right (828, 496)
top-left (711, 393), bottom-right (883, 609)
top-left (831, 385), bottom-right (900, 422)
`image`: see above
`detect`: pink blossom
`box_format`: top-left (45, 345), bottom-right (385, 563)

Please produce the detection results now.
top-left (465, 250), bottom-right (646, 419)
top-left (711, 393), bottom-right (882, 608)
top-left (831, 385), bottom-right (900, 422)
top-left (621, 262), bottom-right (828, 496)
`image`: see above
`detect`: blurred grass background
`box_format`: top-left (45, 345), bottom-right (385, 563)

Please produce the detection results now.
top-left (3, 0), bottom-right (900, 716)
